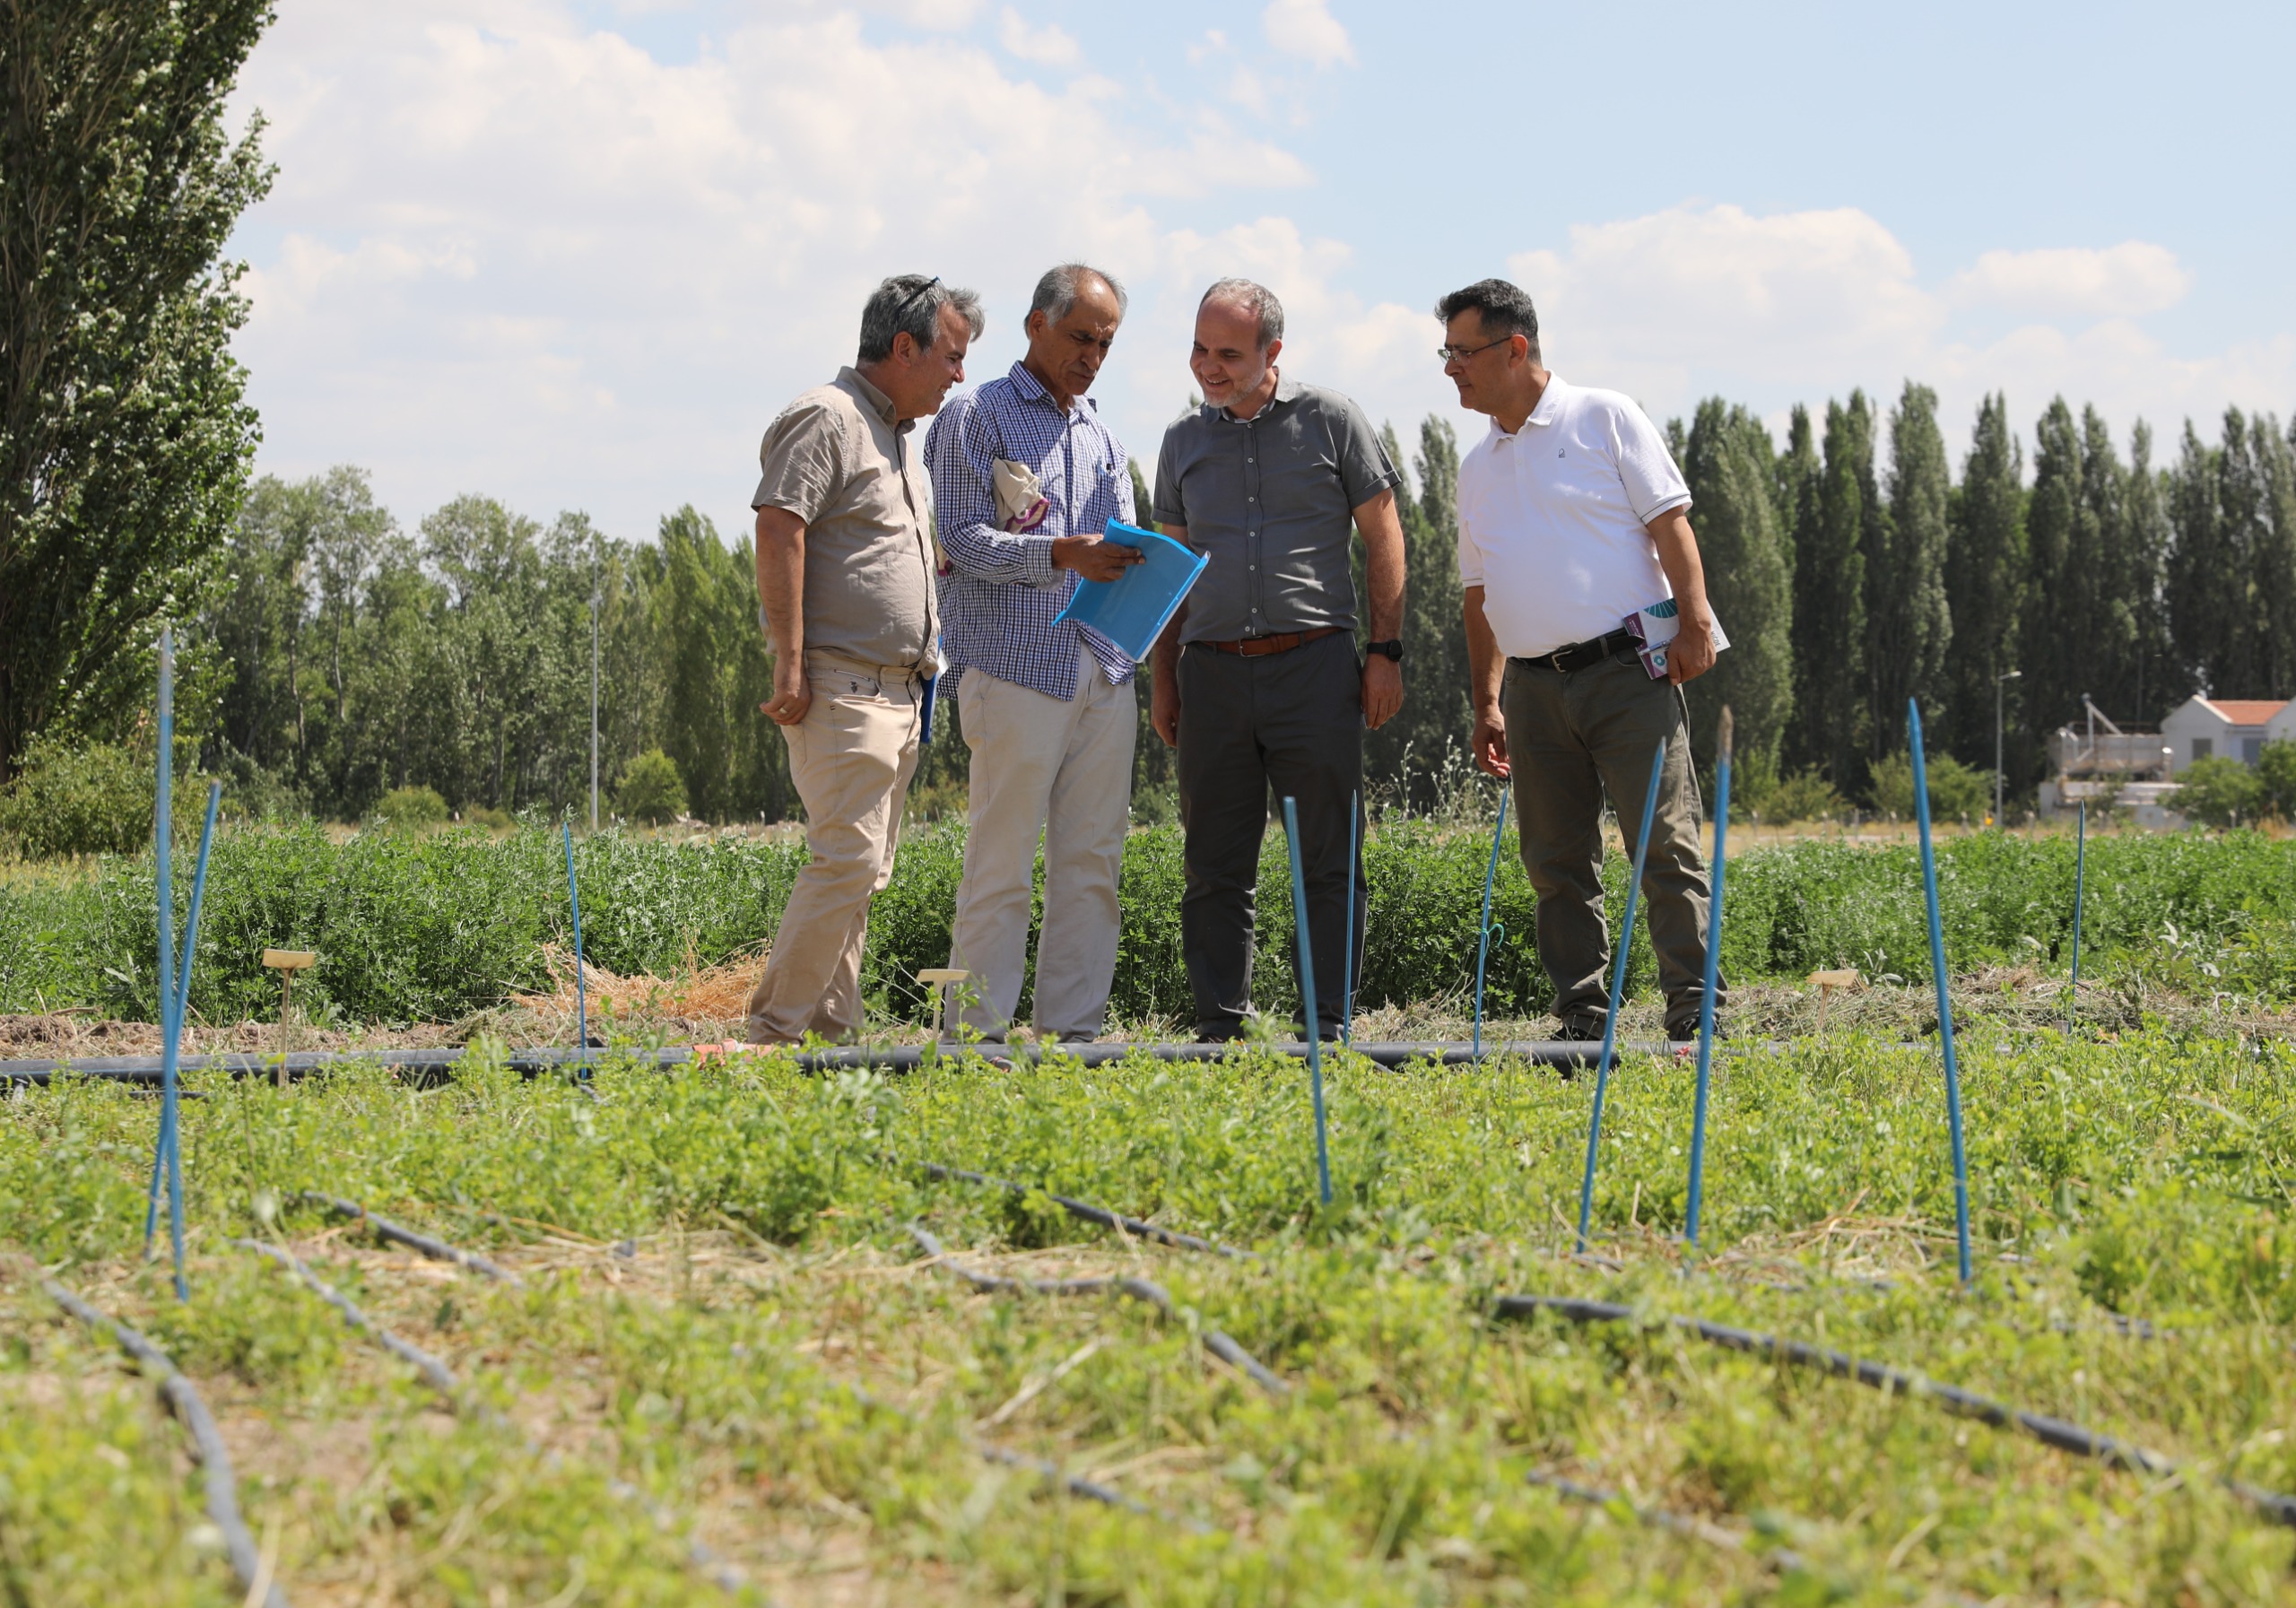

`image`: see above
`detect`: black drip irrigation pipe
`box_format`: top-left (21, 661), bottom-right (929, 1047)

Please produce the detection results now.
top-left (919, 1162), bottom-right (1256, 1261)
top-left (293, 1191), bottom-right (1198, 1534)
top-left (1495, 1293), bottom-right (2296, 1530)
top-left (230, 1237), bottom-right (749, 1597)
top-left (234, 1239), bottom-right (461, 1398)
top-left (298, 1192), bottom-right (525, 1286)
top-left (0, 1039), bottom-right (1705, 1086)
top-left (1526, 1468), bottom-right (1809, 1574)
top-left (42, 1279), bottom-right (291, 1608)
top-left (909, 1224), bottom-right (1287, 1395)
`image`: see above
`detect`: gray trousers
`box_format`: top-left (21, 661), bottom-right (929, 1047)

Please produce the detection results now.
top-left (1177, 631), bottom-right (1366, 1038)
top-left (1502, 648), bottom-right (1718, 1035)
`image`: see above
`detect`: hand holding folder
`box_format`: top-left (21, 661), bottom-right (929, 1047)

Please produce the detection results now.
top-left (1051, 520), bottom-right (1210, 662)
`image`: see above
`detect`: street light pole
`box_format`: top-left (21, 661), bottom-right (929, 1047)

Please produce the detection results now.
top-left (1995, 667), bottom-right (2022, 826)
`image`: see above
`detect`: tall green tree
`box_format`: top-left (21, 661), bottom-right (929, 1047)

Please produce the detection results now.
top-left (0, 0), bottom-right (275, 779)
top-left (1869, 382), bottom-right (1952, 753)
top-left (2117, 422), bottom-right (2180, 724)
top-left (1942, 394), bottom-right (2025, 772)
top-left (1777, 404), bottom-right (1827, 772)
top-left (1363, 416), bottom-right (1471, 806)
top-left (1793, 395), bottom-right (1873, 784)
top-left (2019, 399), bottom-right (2092, 764)
top-left (1679, 399), bottom-right (1793, 769)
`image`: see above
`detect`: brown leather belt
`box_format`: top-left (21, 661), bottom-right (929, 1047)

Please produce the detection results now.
top-left (1193, 626), bottom-right (1345, 657)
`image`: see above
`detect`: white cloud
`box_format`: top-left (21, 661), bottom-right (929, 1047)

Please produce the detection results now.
top-left (996, 6), bottom-right (1081, 67)
top-left (226, 0), bottom-right (1325, 530)
top-left (1505, 204), bottom-right (2289, 456)
top-left (1262, 0), bottom-right (1353, 68)
top-left (855, 0), bottom-right (985, 28)
top-left (1945, 241), bottom-right (2191, 319)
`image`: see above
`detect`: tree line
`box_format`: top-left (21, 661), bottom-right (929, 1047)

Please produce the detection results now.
top-left (127, 390), bottom-right (2276, 827)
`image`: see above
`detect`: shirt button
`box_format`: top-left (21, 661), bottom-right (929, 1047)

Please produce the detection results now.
top-left (1248, 495), bottom-right (1256, 502)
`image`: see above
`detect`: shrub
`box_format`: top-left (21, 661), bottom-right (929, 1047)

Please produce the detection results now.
top-left (1867, 749), bottom-right (1988, 823)
top-left (370, 785), bottom-right (449, 830)
top-left (617, 750), bottom-right (688, 825)
top-left (462, 805), bottom-right (515, 830)
top-left (2173, 756), bottom-right (2265, 829)
top-left (1745, 764), bottom-right (1846, 824)
top-left (2254, 739), bottom-right (2296, 820)
top-left (0, 737), bottom-right (151, 857)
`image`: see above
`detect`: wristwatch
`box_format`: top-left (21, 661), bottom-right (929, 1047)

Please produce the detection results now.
top-left (1365, 639), bottom-right (1404, 662)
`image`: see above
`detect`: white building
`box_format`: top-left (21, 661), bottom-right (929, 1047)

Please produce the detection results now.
top-left (2160, 696), bottom-right (2286, 774)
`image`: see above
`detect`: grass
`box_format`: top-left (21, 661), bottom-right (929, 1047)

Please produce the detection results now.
top-left (2, 1021), bottom-right (2292, 1603)
top-left (8, 817), bottom-right (2296, 1031)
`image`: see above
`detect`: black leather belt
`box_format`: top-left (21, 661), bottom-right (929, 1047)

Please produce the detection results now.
top-left (1511, 628), bottom-right (1637, 675)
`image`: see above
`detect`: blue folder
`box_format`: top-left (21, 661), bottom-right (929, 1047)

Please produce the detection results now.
top-left (1050, 520), bottom-right (1210, 662)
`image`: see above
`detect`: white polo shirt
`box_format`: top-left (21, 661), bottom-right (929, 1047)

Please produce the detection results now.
top-left (1457, 375), bottom-right (1692, 660)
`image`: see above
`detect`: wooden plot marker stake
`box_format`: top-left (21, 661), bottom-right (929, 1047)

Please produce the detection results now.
top-left (918, 969), bottom-right (970, 1040)
top-left (263, 950), bottom-right (317, 1080)
top-left (1808, 968), bottom-right (1861, 1034)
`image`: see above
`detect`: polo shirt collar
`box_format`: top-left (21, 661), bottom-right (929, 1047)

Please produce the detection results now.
top-left (837, 365), bottom-right (902, 430)
top-left (1488, 374), bottom-right (1567, 446)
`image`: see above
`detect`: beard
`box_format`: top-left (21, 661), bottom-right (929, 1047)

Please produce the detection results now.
top-left (1198, 353), bottom-right (1270, 408)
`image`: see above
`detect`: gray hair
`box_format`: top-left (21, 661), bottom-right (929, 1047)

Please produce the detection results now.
top-left (857, 274), bottom-right (986, 364)
top-left (1434, 278), bottom-right (1541, 361)
top-left (1029, 264), bottom-right (1129, 323)
top-left (1198, 277), bottom-right (1284, 350)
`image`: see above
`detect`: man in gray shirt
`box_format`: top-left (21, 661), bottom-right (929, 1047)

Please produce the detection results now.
top-left (1149, 278), bottom-right (1407, 1039)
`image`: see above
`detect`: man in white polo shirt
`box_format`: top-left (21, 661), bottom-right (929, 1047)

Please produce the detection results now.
top-left (1439, 277), bottom-right (1722, 1042)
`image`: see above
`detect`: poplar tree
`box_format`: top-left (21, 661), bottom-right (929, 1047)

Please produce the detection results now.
top-left (1869, 383), bottom-right (1952, 755)
top-left (1942, 394), bottom-right (2025, 768)
top-left (1363, 416), bottom-right (1471, 806)
top-left (2167, 421), bottom-right (2232, 694)
top-left (1796, 395), bottom-right (1872, 784)
top-left (2118, 422), bottom-right (2180, 724)
top-left (1778, 405), bottom-right (1827, 772)
top-left (2019, 399), bottom-right (2091, 761)
top-left (1680, 399), bottom-right (1793, 769)
top-left (0, 0), bottom-right (275, 779)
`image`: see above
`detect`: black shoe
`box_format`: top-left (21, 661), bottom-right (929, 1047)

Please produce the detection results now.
top-left (1557, 1014), bottom-right (1607, 1042)
top-left (1195, 1021), bottom-right (1244, 1044)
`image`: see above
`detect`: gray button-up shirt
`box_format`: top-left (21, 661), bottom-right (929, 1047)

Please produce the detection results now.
top-left (1152, 374), bottom-right (1399, 642)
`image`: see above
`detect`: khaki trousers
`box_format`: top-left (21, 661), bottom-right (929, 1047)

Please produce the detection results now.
top-left (1502, 648), bottom-right (1718, 1037)
top-left (745, 653), bottom-right (924, 1044)
top-left (947, 644), bottom-right (1136, 1040)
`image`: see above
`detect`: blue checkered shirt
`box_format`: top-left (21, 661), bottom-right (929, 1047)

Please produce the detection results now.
top-left (924, 362), bottom-right (1135, 700)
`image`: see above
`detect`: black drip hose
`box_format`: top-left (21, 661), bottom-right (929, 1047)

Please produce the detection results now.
top-left (1526, 1468), bottom-right (1809, 1573)
top-left (298, 1193), bottom-right (524, 1286)
top-left (0, 1039), bottom-right (1690, 1085)
top-left (233, 1235), bottom-right (750, 1595)
top-left (909, 1224), bottom-right (1287, 1395)
top-left (1496, 1293), bottom-right (2296, 1530)
top-left (919, 1161), bottom-right (1255, 1260)
top-left (43, 1279), bottom-right (291, 1608)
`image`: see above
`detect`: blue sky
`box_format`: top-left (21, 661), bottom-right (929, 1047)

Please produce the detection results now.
top-left (226, 0), bottom-right (2295, 539)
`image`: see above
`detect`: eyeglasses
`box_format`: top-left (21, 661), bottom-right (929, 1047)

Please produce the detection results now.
top-left (1437, 335), bottom-right (1514, 364)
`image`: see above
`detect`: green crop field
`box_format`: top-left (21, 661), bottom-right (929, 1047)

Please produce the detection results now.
top-left (4, 822), bottom-right (2296, 1603)
top-left (3, 1026), bottom-right (2293, 1604)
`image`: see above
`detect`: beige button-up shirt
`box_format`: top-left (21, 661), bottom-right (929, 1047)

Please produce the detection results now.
top-left (752, 366), bottom-right (937, 671)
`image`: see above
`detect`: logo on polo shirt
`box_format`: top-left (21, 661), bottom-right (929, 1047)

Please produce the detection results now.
top-left (1557, 448), bottom-right (1565, 457)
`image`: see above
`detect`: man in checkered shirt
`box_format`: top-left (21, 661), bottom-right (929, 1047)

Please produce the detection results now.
top-left (923, 264), bottom-right (1144, 1042)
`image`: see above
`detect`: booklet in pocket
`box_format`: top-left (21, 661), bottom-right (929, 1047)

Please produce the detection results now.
top-left (1624, 596), bottom-right (1729, 680)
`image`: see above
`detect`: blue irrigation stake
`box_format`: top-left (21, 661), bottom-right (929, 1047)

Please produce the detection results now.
top-left (144, 782), bottom-right (220, 1260)
top-left (564, 822), bottom-right (589, 1068)
top-left (1473, 787), bottom-right (1509, 1062)
top-left (1279, 796), bottom-right (1333, 1206)
top-left (1909, 699), bottom-right (1974, 1286)
top-left (1684, 711), bottom-right (1733, 1247)
top-left (141, 629), bottom-right (189, 1299)
top-left (1342, 790), bottom-right (1358, 1046)
top-left (1576, 740), bottom-right (1669, 1255)
top-left (2066, 800), bottom-right (2087, 1035)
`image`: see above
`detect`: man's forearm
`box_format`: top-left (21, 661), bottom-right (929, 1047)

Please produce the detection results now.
top-left (1649, 508), bottom-right (1712, 620)
top-left (755, 508), bottom-right (806, 656)
top-left (1354, 491), bottom-right (1406, 641)
top-left (1464, 587), bottom-right (1503, 713)
top-left (941, 517), bottom-right (1059, 585)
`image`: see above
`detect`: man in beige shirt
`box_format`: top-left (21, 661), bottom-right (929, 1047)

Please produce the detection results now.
top-left (745, 274), bottom-right (983, 1045)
